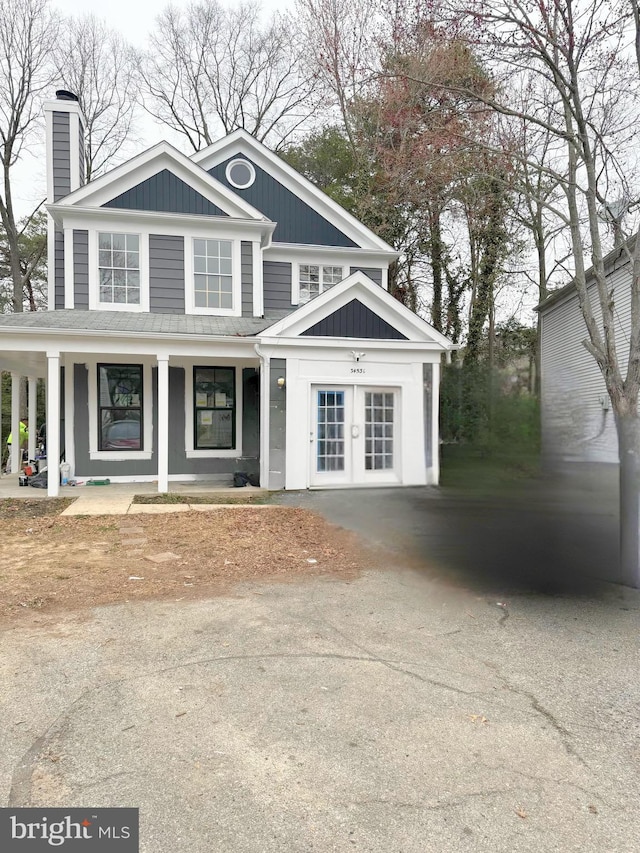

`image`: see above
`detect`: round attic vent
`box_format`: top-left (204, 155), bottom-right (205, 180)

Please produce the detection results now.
top-left (225, 158), bottom-right (255, 190)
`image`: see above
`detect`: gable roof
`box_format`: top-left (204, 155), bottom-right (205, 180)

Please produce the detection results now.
top-left (49, 140), bottom-right (267, 221)
top-left (261, 270), bottom-right (453, 347)
top-left (191, 129), bottom-right (397, 255)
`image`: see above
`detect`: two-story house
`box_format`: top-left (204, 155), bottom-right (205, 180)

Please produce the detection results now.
top-left (0, 91), bottom-right (453, 497)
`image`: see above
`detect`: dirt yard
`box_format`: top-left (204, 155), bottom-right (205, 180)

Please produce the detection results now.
top-left (0, 506), bottom-right (373, 625)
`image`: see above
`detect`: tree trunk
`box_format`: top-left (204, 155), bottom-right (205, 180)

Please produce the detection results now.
top-left (429, 210), bottom-right (444, 333)
top-left (616, 410), bottom-right (640, 588)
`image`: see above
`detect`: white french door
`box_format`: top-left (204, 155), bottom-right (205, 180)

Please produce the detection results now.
top-left (309, 385), bottom-right (400, 486)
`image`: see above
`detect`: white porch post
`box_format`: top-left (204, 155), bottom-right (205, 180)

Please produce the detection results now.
top-left (28, 377), bottom-right (37, 462)
top-left (47, 352), bottom-right (60, 497)
top-left (157, 355), bottom-right (169, 494)
top-left (10, 372), bottom-right (20, 475)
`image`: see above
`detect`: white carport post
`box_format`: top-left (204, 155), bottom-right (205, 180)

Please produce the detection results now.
top-left (28, 377), bottom-right (37, 462)
top-left (157, 355), bottom-right (169, 494)
top-left (46, 352), bottom-right (60, 497)
top-left (10, 372), bottom-right (20, 475)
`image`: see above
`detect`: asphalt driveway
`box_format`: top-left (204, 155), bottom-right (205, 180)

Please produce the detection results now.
top-left (2, 480), bottom-right (639, 852)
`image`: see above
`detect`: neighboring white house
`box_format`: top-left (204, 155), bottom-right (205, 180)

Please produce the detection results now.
top-left (538, 240), bottom-right (635, 465)
top-left (0, 91), bottom-right (453, 497)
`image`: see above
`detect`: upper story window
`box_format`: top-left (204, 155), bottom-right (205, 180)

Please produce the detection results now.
top-left (225, 158), bottom-right (256, 189)
top-left (299, 264), bottom-right (344, 304)
top-left (194, 239), bottom-right (233, 309)
top-left (98, 233), bottom-right (140, 305)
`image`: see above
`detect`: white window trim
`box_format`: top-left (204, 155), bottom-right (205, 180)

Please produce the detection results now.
top-left (226, 158), bottom-right (256, 189)
top-left (292, 261), bottom-right (345, 306)
top-left (88, 229), bottom-right (149, 312)
top-left (88, 358), bottom-right (153, 461)
top-left (184, 236), bottom-right (242, 317)
top-left (184, 365), bottom-right (243, 458)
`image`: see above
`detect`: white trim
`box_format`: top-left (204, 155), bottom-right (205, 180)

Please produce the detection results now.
top-left (54, 141), bottom-right (266, 221)
top-left (63, 361), bottom-right (75, 475)
top-left (431, 362), bottom-right (440, 485)
top-left (28, 376), bottom-right (37, 462)
top-left (381, 267), bottom-right (389, 291)
top-left (184, 236), bottom-right (241, 317)
top-left (226, 158), bottom-right (256, 189)
top-left (184, 364), bottom-right (243, 457)
top-left (87, 357), bottom-right (153, 461)
top-left (64, 228), bottom-right (75, 309)
top-left (47, 215), bottom-right (55, 311)
top-left (48, 206), bottom-right (275, 245)
top-left (10, 372), bottom-right (20, 476)
top-left (157, 355), bottom-right (169, 493)
top-left (46, 354), bottom-right (60, 497)
top-left (191, 129), bottom-right (395, 252)
top-left (252, 240), bottom-right (263, 317)
top-left (69, 112), bottom-right (81, 193)
top-left (88, 229), bottom-right (149, 313)
top-left (262, 271), bottom-right (454, 347)
top-left (266, 244), bottom-right (397, 264)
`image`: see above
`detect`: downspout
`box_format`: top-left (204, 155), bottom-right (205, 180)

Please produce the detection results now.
top-left (254, 343), bottom-right (270, 490)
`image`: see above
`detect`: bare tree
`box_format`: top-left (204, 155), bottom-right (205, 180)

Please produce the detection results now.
top-left (141, 0), bottom-right (318, 151)
top-left (439, 0), bottom-right (640, 584)
top-left (53, 15), bottom-right (139, 181)
top-left (0, 0), bottom-right (58, 312)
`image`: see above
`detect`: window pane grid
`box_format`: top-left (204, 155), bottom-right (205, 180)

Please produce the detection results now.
top-left (194, 240), bottom-right (233, 309)
top-left (193, 366), bottom-right (236, 449)
top-left (364, 391), bottom-right (394, 470)
top-left (299, 265), bottom-right (343, 303)
top-left (316, 391), bottom-right (345, 472)
top-left (97, 364), bottom-right (142, 451)
top-left (98, 233), bottom-right (140, 305)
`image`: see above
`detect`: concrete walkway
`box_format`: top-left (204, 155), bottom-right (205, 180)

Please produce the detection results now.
top-left (60, 497), bottom-right (277, 516)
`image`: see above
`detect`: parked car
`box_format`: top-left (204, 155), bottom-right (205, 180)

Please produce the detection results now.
top-left (102, 419), bottom-right (141, 450)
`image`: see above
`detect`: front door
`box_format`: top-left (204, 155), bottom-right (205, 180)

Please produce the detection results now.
top-left (310, 385), bottom-right (400, 486)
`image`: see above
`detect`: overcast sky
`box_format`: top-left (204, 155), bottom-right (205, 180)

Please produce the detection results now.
top-left (14, 0), bottom-right (293, 215)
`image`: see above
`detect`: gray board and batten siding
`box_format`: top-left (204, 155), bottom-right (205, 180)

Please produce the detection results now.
top-left (301, 299), bottom-right (408, 340)
top-left (540, 267), bottom-right (633, 465)
top-left (149, 235), bottom-right (185, 314)
top-left (103, 169), bottom-right (228, 217)
top-left (73, 364), bottom-right (259, 479)
top-left (269, 358), bottom-right (286, 490)
top-left (73, 230), bottom-right (89, 308)
top-left (209, 155), bottom-right (358, 248)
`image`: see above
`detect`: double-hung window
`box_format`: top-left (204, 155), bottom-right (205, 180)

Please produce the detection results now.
top-left (98, 233), bottom-right (140, 305)
top-left (193, 367), bottom-right (236, 450)
top-left (298, 265), bottom-right (344, 303)
top-left (194, 239), bottom-right (233, 309)
top-left (97, 364), bottom-right (143, 452)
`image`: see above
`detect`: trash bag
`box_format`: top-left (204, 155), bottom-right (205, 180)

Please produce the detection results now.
top-left (233, 471), bottom-right (249, 487)
top-left (248, 473), bottom-right (260, 487)
top-left (28, 471), bottom-right (48, 489)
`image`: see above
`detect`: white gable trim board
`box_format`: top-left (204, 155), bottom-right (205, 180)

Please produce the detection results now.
top-left (192, 129), bottom-right (395, 253)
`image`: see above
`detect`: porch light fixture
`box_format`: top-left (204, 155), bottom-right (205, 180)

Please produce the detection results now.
top-left (277, 376), bottom-right (286, 388)
top-left (350, 351), bottom-right (366, 362)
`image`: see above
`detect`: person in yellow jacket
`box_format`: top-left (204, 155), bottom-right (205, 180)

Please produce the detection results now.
top-left (4, 418), bottom-right (28, 473)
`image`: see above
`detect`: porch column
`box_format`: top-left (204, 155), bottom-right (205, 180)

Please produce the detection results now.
top-left (47, 352), bottom-right (60, 497)
top-left (157, 355), bottom-right (169, 494)
top-left (10, 372), bottom-right (20, 475)
top-left (28, 377), bottom-right (37, 462)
